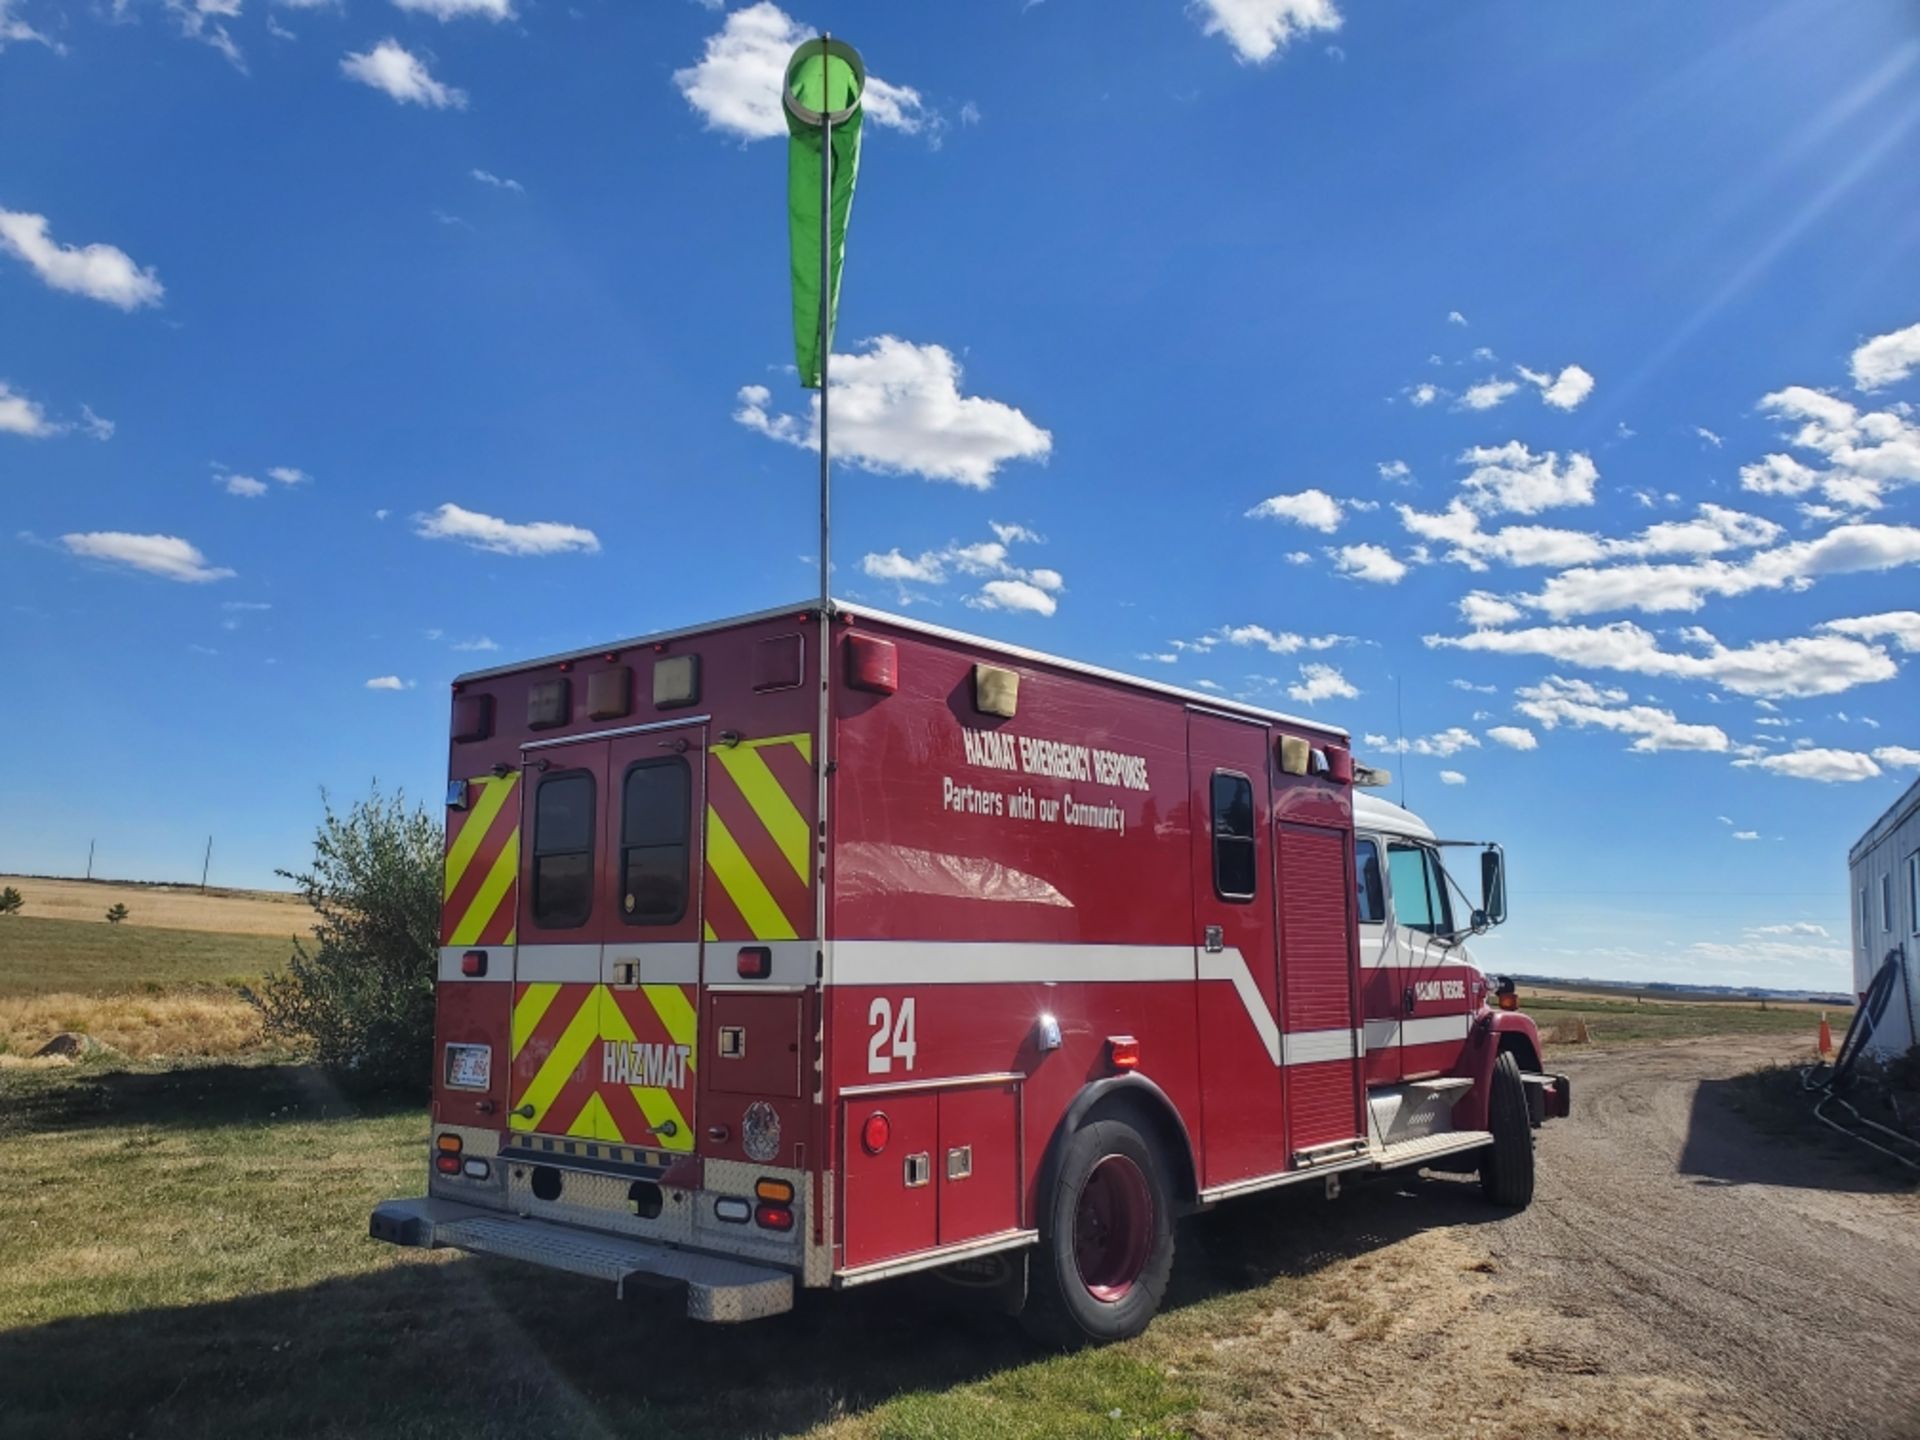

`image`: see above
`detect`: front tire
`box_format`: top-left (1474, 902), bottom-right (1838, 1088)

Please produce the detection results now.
top-left (1021, 1117), bottom-right (1174, 1347)
top-left (1480, 1049), bottom-right (1536, 1208)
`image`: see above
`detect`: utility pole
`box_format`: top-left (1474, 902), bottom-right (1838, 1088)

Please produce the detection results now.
top-left (200, 836), bottom-right (213, 893)
top-left (85, 840), bottom-right (95, 881)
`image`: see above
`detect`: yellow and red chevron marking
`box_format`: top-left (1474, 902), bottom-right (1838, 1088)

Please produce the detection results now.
top-left (442, 773), bottom-right (520, 947)
top-left (703, 732), bottom-right (814, 942)
top-left (509, 980), bottom-right (698, 1151)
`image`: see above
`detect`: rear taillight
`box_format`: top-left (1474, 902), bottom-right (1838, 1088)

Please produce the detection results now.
top-left (737, 945), bottom-right (772, 979)
top-left (461, 949), bottom-right (487, 977)
top-left (755, 1203), bottom-right (794, 1232)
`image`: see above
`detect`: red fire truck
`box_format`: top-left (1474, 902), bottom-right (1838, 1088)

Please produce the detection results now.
top-left (372, 601), bottom-right (1569, 1343)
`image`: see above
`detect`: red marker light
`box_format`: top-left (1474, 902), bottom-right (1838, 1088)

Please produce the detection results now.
top-left (461, 950), bottom-right (487, 977)
top-left (434, 1154), bottom-right (461, 1175)
top-left (1108, 1036), bottom-right (1141, 1070)
top-left (736, 946), bottom-right (772, 979)
top-left (861, 1111), bottom-right (890, 1155)
top-left (755, 1203), bottom-right (794, 1232)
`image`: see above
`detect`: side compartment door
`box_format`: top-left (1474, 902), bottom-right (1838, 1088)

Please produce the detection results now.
top-left (1273, 821), bottom-right (1364, 1153)
top-left (508, 741), bottom-right (610, 1142)
top-left (1188, 710), bottom-right (1285, 1189)
top-left (597, 727), bottom-right (706, 1152)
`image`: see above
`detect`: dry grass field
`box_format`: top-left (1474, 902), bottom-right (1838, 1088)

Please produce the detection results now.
top-left (0, 874), bottom-right (314, 936)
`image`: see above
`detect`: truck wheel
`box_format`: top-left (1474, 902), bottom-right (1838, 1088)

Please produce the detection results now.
top-left (1021, 1118), bottom-right (1174, 1347)
top-left (1479, 1050), bottom-right (1535, 1208)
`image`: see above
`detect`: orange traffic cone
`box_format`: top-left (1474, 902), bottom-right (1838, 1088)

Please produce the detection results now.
top-left (1817, 1012), bottom-right (1833, 1057)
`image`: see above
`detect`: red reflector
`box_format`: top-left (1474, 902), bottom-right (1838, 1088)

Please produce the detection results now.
top-left (861, 1111), bottom-right (890, 1155)
top-left (1108, 1036), bottom-right (1141, 1070)
top-left (755, 1203), bottom-right (794, 1232)
top-left (844, 633), bottom-right (899, 695)
top-left (434, 1154), bottom-right (461, 1174)
top-left (461, 950), bottom-right (487, 977)
top-left (737, 945), bottom-right (772, 979)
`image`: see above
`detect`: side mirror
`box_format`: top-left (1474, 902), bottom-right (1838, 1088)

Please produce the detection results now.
top-left (1470, 908), bottom-right (1490, 933)
top-left (1480, 846), bottom-right (1507, 926)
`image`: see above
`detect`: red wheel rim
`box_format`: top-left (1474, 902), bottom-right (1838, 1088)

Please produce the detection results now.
top-left (1073, 1154), bottom-right (1153, 1302)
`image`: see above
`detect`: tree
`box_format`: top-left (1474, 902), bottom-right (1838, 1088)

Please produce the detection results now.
top-left (105, 902), bottom-right (129, 925)
top-left (0, 887), bottom-right (22, 916)
top-left (247, 784), bottom-right (441, 1096)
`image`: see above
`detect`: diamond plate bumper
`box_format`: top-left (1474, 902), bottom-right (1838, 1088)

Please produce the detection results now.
top-left (370, 1196), bottom-right (794, 1322)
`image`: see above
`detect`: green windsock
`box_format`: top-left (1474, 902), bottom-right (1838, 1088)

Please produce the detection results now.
top-left (783, 37), bottom-right (864, 390)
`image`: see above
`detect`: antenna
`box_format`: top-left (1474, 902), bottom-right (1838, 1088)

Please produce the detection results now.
top-left (1395, 673), bottom-right (1407, 810)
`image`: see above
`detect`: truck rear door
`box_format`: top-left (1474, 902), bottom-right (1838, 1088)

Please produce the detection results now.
top-left (507, 723), bottom-right (705, 1154)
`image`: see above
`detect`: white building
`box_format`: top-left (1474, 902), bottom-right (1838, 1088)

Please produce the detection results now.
top-left (1848, 775), bottom-right (1920, 1057)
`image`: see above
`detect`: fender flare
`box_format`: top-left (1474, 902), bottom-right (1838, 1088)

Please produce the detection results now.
top-left (1032, 1073), bottom-right (1200, 1225)
top-left (1452, 1010), bottom-right (1544, 1131)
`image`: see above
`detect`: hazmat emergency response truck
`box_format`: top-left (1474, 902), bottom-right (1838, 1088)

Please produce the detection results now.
top-left (371, 601), bottom-right (1570, 1344)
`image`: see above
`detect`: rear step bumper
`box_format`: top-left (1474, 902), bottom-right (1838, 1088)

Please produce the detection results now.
top-left (370, 1196), bottom-right (794, 1322)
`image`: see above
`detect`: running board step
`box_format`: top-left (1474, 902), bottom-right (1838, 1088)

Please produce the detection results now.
top-left (370, 1197), bottom-right (793, 1322)
top-left (1373, 1129), bottom-right (1492, 1169)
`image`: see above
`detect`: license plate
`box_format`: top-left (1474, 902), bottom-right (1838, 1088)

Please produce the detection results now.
top-left (445, 1043), bottom-right (491, 1091)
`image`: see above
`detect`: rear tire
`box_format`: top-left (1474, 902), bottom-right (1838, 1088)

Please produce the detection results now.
top-left (1480, 1049), bottom-right (1535, 1208)
top-left (1021, 1117), bottom-right (1174, 1347)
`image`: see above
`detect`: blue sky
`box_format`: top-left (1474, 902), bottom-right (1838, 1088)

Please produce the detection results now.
top-left (3, 0), bottom-right (1918, 992)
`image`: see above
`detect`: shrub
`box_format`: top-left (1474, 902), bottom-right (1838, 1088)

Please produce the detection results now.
top-left (105, 903), bottom-right (130, 925)
top-left (247, 784), bottom-right (441, 1096)
top-left (0, 887), bottom-right (22, 915)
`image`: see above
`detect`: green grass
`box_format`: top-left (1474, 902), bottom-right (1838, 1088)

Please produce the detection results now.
top-left (0, 916), bottom-right (292, 996)
top-left (0, 1054), bottom-right (1496, 1440)
top-left (1522, 992), bottom-right (1851, 1047)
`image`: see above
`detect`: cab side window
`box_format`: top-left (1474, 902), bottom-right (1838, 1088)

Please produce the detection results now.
top-left (1386, 842), bottom-right (1451, 935)
top-left (1211, 772), bottom-right (1257, 901)
top-left (620, 758), bottom-right (690, 925)
top-left (1354, 838), bottom-right (1385, 923)
top-left (532, 772), bottom-right (594, 928)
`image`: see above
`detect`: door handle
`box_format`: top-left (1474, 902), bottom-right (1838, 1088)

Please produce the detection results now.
top-left (1402, 985), bottom-right (1416, 1016)
top-left (1203, 925), bottom-right (1224, 954)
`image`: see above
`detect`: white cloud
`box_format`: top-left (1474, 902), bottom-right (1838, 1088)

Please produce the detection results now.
top-left (1456, 442), bottom-right (1598, 516)
top-left (61, 532), bottom-right (234, 583)
top-left (1851, 320), bottom-right (1920, 392)
top-left (1401, 500), bottom-right (1781, 576)
top-left (1739, 747), bottom-right (1881, 783)
top-left (268, 466), bottom-right (309, 485)
top-left (1438, 769), bottom-right (1466, 785)
top-left (0, 209), bottom-right (164, 310)
top-left (1515, 676), bottom-right (1729, 754)
top-left (1514, 363), bottom-right (1595, 411)
top-left (862, 527), bottom-right (1062, 615)
top-left (1819, 611), bottom-right (1920, 653)
top-left (1751, 923), bottom-right (1829, 937)
top-left (1427, 618), bottom-right (1899, 699)
top-left (1876, 745), bottom-right (1920, 769)
top-left (1732, 830), bottom-right (1760, 841)
top-left (1377, 459), bottom-right (1411, 482)
top-left (0, 0), bottom-right (59, 50)
top-left (1331, 543), bottom-right (1406, 584)
top-left (415, 502), bottom-right (600, 556)
top-left (1458, 591), bottom-right (1524, 628)
top-left (393, 0), bottom-right (511, 20)
top-left (451, 636), bottom-right (500, 652)
top-left (341, 40), bottom-right (467, 108)
top-left (1245, 488), bottom-right (1343, 532)
top-left (470, 168), bottom-right (524, 192)
top-left (1695, 426), bottom-right (1724, 448)
top-left (365, 675), bottom-right (414, 691)
top-left (1746, 386), bottom-right (1920, 511)
top-left (1447, 310), bottom-right (1468, 327)
top-left (1486, 725), bottom-right (1537, 751)
top-left (1451, 679), bottom-right (1497, 694)
top-left (1524, 521), bottom-right (1920, 619)
top-left (1409, 383), bottom-right (1439, 408)
top-left (0, 382), bottom-right (57, 438)
top-left (1191, 0), bottom-right (1341, 63)
top-left (674, 3), bottom-right (934, 141)
top-left (734, 337), bottom-right (1050, 489)
top-left (79, 405), bottom-right (113, 440)
top-left (973, 579), bottom-right (1057, 617)
top-left (166, 0), bottom-right (246, 69)
top-left (1371, 727), bottom-right (1481, 759)
top-left (1286, 662), bottom-right (1356, 704)
top-left (223, 473), bottom-right (267, 498)
top-left (1459, 377), bottom-right (1518, 411)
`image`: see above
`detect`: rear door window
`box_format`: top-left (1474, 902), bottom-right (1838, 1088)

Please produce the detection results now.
top-left (531, 772), bottom-right (594, 928)
top-left (620, 759), bottom-right (690, 924)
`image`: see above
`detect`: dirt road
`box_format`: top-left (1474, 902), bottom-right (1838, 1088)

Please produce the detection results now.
top-left (1494, 1036), bottom-right (1920, 1440)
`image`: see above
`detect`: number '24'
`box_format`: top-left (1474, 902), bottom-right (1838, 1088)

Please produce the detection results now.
top-left (866, 996), bottom-right (918, 1075)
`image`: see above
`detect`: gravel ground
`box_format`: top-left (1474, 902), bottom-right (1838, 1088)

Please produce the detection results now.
top-left (1491, 1035), bottom-right (1920, 1440)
